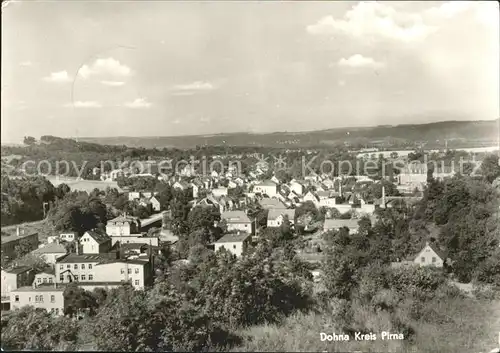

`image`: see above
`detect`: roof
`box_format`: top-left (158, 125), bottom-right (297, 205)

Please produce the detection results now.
top-left (12, 286), bottom-right (65, 293)
top-left (221, 210), bottom-right (251, 224)
top-left (214, 233), bottom-right (251, 243)
top-left (317, 191), bottom-right (332, 198)
top-left (56, 253), bottom-right (116, 264)
top-left (1, 266), bottom-right (32, 275)
top-left (96, 259), bottom-right (149, 266)
top-left (267, 208), bottom-right (295, 221)
top-left (83, 230), bottom-right (111, 245)
top-left (256, 180), bottom-right (277, 187)
top-left (323, 219), bottom-right (360, 230)
top-left (33, 242), bottom-right (67, 254)
top-left (259, 198), bottom-right (286, 209)
top-left (1, 231), bottom-right (38, 245)
top-left (108, 214), bottom-right (140, 224)
top-left (416, 242), bottom-right (447, 261)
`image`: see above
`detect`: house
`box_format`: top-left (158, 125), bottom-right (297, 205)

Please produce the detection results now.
top-left (1, 266), bottom-right (35, 310)
top-left (10, 285), bottom-right (65, 316)
top-left (128, 192), bottom-right (142, 201)
top-left (80, 231), bottom-right (112, 254)
top-left (191, 180), bottom-right (205, 198)
top-left (323, 219), bottom-right (360, 234)
top-left (253, 180), bottom-right (278, 197)
top-left (213, 233), bottom-right (251, 257)
top-left (55, 253), bottom-right (153, 290)
top-left (193, 195), bottom-right (226, 213)
top-left (59, 232), bottom-right (78, 242)
top-left (148, 195), bottom-right (161, 212)
top-left (221, 211), bottom-right (253, 233)
top-left (109, 234), bottom-right (159, 247)
top-left (1, 229), bottom-right (39, 263)
top-left (289, 181), bottom-right (305, 196)
top-left (258, 198), bottom-right (285, 210)
top-left (303, 191), bottom-right (320, 206)
top-left (106, 215), bottom-right (141, 236)
top-left (267, 209), bottom-right (296, 227)
top-left (173, 180), bottom-right (190, 191)
top-left (212, 187), bottom-right (228, 198)
top-left (32, 242), bottom-right (67, 265)
top-left (33, 271), bottom-right (57, 286)
top-left (413, 242), bottom-right (445, 268)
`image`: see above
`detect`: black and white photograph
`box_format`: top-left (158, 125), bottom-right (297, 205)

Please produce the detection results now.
top-left (1, 0), bottom-right (499, 351)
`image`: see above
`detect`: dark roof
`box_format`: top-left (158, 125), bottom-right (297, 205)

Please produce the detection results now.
top-left (1, 231), bottom-right (38, 245)
top-left (421, 242), bottom-right (447, 260)
top-left (56, 253), bottom-right (116, 264)
top-left (214, 233), bottom-right (251, 243)
top-left (84, 230), bottom-right (111, 245)
top-left (2, 266), bottom-right (32, 275)
top-left (108, 215), bottom-right (140, 224)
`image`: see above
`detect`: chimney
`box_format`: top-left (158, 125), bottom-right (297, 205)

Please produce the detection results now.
top-left (339, 181), bottom-right (343, 198)
top-left (16, 227), bottom-right (20, 236)
top-left (382, 186), bottom-right (386, 208)
top-left (75, 240), bottom-right (80, 255)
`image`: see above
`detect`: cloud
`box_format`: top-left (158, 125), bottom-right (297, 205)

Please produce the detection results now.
top-left (19, 61), bottom-right (33, 67)
top-left (124, 98), bottom-right (152, 109)
top-left (338, 54), bottom-right (384, 69)
top-left (307, 2), bottom-right (437, 42)
top-left (78, 58), bottom-right (132, 79)
top-left (43, 71), bottom-right (72, 83)
top-left (101, 80), bottom-right (125, 87)
top-left (65, 101), bottom-right (102, 108)
top-left (425, 1), bottom-right (471, 19)
top-left (172, 81), bottom-right (216, 93)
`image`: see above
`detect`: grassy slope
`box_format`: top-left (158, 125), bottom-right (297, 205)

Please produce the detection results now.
top-left (230, 297), bottom-right (499, 353)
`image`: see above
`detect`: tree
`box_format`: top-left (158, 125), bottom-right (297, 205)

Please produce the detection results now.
top-left (1, 306), bottom-right (79, 350)
top-left (23, 136), bottom-right (37, 146)
top-left (14, 238), bottom-right (33, 259)
top-left (63, 283), bottom-right (98, 317)
top-left (480, 154), bottom-right (500, 183)
top-left (187, 205), bottom-right (220, 233)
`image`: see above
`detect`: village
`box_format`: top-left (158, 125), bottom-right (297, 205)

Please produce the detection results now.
top-left (1, 154), bottom-right (454, 316)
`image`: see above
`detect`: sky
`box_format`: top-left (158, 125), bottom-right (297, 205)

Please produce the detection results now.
top-left (1, 1), bottom-right (499, 143)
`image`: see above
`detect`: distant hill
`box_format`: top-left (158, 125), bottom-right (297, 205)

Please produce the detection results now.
top-left (78, 118), bottom-right (499, 149)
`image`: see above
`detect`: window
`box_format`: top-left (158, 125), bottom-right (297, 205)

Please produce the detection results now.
top-left (51, 295), bottom-right (55, 303)
top-left (59, 265), bottom-right (64, 270)
top-left (37, 278), bottom-right (42, 283)
top-left (432, 257), bottom-right (436, 263)
top-left (81, 275), bottom-right (86, 281)
top-left (39, 295), bottom-right (44, 303)
top-left (74, 275), bottom-right (79, 281)
top-left (43, 278), bottom-right (47, 283)
top-left (60, 275), bottom-right (64, 281)
top-left (49, 278), bottom-right (53, 284)
top-left (135, 268), bottom-right (139, 274)
top-left (121, 269), bottom-right (125, 274)
top-left (29, 297), bottom-right (31, 302)
top-left (81, 264), bottom-right (85, 269)
top-left (233, 245), bottom-right (237, 249)
top-left (35, 295), bottom-right (39, 302)
top-left (67, 265), bottom-right (71, 269)
top-left (88, 264), bottom-right (92, 270)
top-left (128, 268), bottom-right (132, 274)
top-left (421, 257), bottom-right (425, 263)
top-left (89, 274), bottom-right (93, 281)
top-left (55, 308), bottom-right (59, 314)
top-left (74, 264), bottom-right (78, 270)
top-left (134, 280), bottom-right (139, 286)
